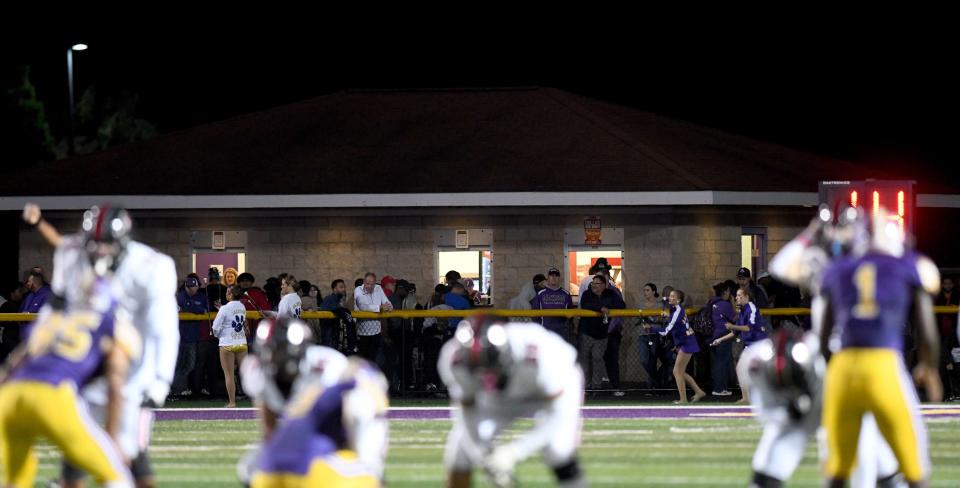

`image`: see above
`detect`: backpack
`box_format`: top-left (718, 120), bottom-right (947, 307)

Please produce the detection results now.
top-left (689, 305), bottom-right (714, 337)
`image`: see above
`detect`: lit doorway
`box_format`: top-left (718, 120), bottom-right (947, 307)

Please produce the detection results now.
top-left (565, 247), bottom-right (624, 300)
top-left (740, 227), bottom-right (767, 275)
top-left (437, 249), bottom-right (493, 304)
top-left (193, 251), bottom-right (246, 286)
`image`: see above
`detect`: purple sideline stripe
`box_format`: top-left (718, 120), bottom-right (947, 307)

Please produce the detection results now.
top-left (154, 405), bottom-right (960, 422)
top-left (156, 409), bottom-right (259, 421)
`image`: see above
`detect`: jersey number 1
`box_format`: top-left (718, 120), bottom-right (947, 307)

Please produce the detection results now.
top-left (852, 263), bottom-right (879, 320)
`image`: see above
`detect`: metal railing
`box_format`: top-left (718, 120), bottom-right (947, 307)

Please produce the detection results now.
top-left (3, 306), bottom-right (957, 398)
top-left (1, 306), bottom-right (959, 322)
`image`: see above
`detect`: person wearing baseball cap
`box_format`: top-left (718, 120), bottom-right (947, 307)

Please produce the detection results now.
top-left (578, 258), bottom-right (619, 297)
top-left (531, 267), bottom-right (574, 340)
top-left (174, 274), bottom-right (209, 397)
top-left (589, 258), bottom-right (627, 396)
top-left (207, 267), bottom-right (227, 310)
top-left (381, 275), bottom-right (397, 297)
top-left (736, 267), bottom-right (769, 308)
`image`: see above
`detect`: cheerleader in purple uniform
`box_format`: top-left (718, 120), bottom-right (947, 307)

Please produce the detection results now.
top-left (711, 287), bottom-right (768, 403)
top-left (658, 289), bottom-right (706, 404)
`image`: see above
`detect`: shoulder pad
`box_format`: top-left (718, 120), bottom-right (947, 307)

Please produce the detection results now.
top-left (915, 255), bottom-right (941, 295)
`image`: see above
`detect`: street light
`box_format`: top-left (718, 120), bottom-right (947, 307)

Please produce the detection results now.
top-left (66, 43), bottom-right (88, 157)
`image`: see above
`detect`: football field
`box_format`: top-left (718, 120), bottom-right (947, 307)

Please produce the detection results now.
top-left (29, 404), bottom-right (960, 487)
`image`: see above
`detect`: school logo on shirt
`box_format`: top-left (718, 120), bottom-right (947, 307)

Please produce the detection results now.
top-left (231, 315), bottom-right (245, 332)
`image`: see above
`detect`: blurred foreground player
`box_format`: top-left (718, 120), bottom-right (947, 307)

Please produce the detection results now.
top-left (819, 207), bottom-right (942, 488)
top-left (23, 203), bottom-right (179, 488)
top-left (765, 205), bottom-right (908, 488)
top-left (0, 277), bottom-right (139, 488)
top-left (439, 317), bottom-right (586, 488)
top-left (240, 317), bottom-right (388, 488)
top-left (738, 330), bottom-right (903, 488)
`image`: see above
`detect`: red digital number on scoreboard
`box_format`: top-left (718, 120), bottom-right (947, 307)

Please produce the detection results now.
top-left (819, 180), bottom-right (914, 234)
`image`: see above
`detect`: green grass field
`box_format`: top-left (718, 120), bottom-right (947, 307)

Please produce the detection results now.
top-left (28, 409), bottom-right (960, 487)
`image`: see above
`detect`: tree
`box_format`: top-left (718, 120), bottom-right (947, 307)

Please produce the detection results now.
top-left (67, 87), bottom-right (157, 156)
top-left (2, 66), bottom-right (57, 170)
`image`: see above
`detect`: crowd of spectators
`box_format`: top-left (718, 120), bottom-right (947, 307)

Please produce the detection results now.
top-left (3, 261), bottom-right (957, 402)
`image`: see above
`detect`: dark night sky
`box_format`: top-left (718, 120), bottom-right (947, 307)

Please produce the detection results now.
top-left (4, 22), bottom-right (959, 190)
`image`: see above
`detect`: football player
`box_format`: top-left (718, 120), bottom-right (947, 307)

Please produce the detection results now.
top-left (818, 207), bottom-right (941, 488)
top-left (241, 317), bottom-right (389, 487)
top-left (0, 275), bottom-right (139, 488)
top-left (439, 317), bottom-right (586, 488)
top-left (23, 203), bottom-right (179, 488)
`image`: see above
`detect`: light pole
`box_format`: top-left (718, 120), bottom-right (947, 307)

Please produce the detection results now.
top-left (66, 43), bottom-right (87, 157)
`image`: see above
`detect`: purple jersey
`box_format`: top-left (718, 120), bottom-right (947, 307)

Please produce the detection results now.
top-left (738, 302), bottom-right (767, 345)
top-left (258, 379), bottom-right (356, 475)
top-left (530, 287), bottom-right (573, 334)
top-left (12, 283), bottom-right (121, 387)
top-left (708, 297), bottom-right (736, 342)
top-left (821, 252), bottom-right (921, 350)
top-left (659, 305), bottom-right (698, 352)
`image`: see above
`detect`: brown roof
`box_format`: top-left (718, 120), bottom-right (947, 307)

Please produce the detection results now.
top-left (3, 87), bottom-right (927, 196)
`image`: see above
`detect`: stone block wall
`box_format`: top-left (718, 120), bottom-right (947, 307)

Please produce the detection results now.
top-left (18, 209), bottom-right (807, 310)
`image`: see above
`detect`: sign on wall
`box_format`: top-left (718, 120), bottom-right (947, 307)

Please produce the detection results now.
top-left (584, 216), bottom-right (602, 246)
top-left (455, 229), bottom-right (470, 249)
top-left (212, 231), bottom-right (226, 250)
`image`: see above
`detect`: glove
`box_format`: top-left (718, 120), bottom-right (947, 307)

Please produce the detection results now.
top-left (142, 379), bottom-right (171, 408)
top-left (484, 445), bottom-right (518, 488)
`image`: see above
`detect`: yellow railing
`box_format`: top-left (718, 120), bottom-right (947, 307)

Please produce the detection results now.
top-left (1, 306), bottom-right (957, 322)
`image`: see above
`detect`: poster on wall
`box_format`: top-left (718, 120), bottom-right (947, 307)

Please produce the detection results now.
top-left (584, 216), bottom-right (601, 246)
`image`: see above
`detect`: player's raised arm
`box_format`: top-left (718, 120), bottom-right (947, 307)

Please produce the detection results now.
top-left (22, 202), bottom-right (62, 247)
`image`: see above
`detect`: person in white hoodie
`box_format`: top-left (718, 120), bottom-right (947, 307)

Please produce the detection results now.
top-left (507, 282), bottom-right (538, 322)
top-left (276, 275), bottom-right (302, 319)
top-left (212, 285), bottom-right (249, 407)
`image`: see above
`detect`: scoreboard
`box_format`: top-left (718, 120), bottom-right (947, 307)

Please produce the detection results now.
top-left (818, 180), bottom-right (915, 234)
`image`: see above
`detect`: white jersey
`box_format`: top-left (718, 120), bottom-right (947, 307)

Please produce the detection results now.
top-left (52, 235), bottom-right (179, 395)
top-left (52, 235), bottom-right (178, 459)
top-left (212, 301), bottom-right (249, 347)
top-left (277, 293), bottom-right (302, 319)
top-left (769, 233), bottom-right (833, 336)
top-left (440, 323), bottom-right (583, 471)
top-left (341, 358), bottom-right (390, 478)
top-left (769, 238), bottom-right (831, 295)
top-left (439, 323), bottom-right (578, 412)
top-left (738, 335), bottom-right (824, 426)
